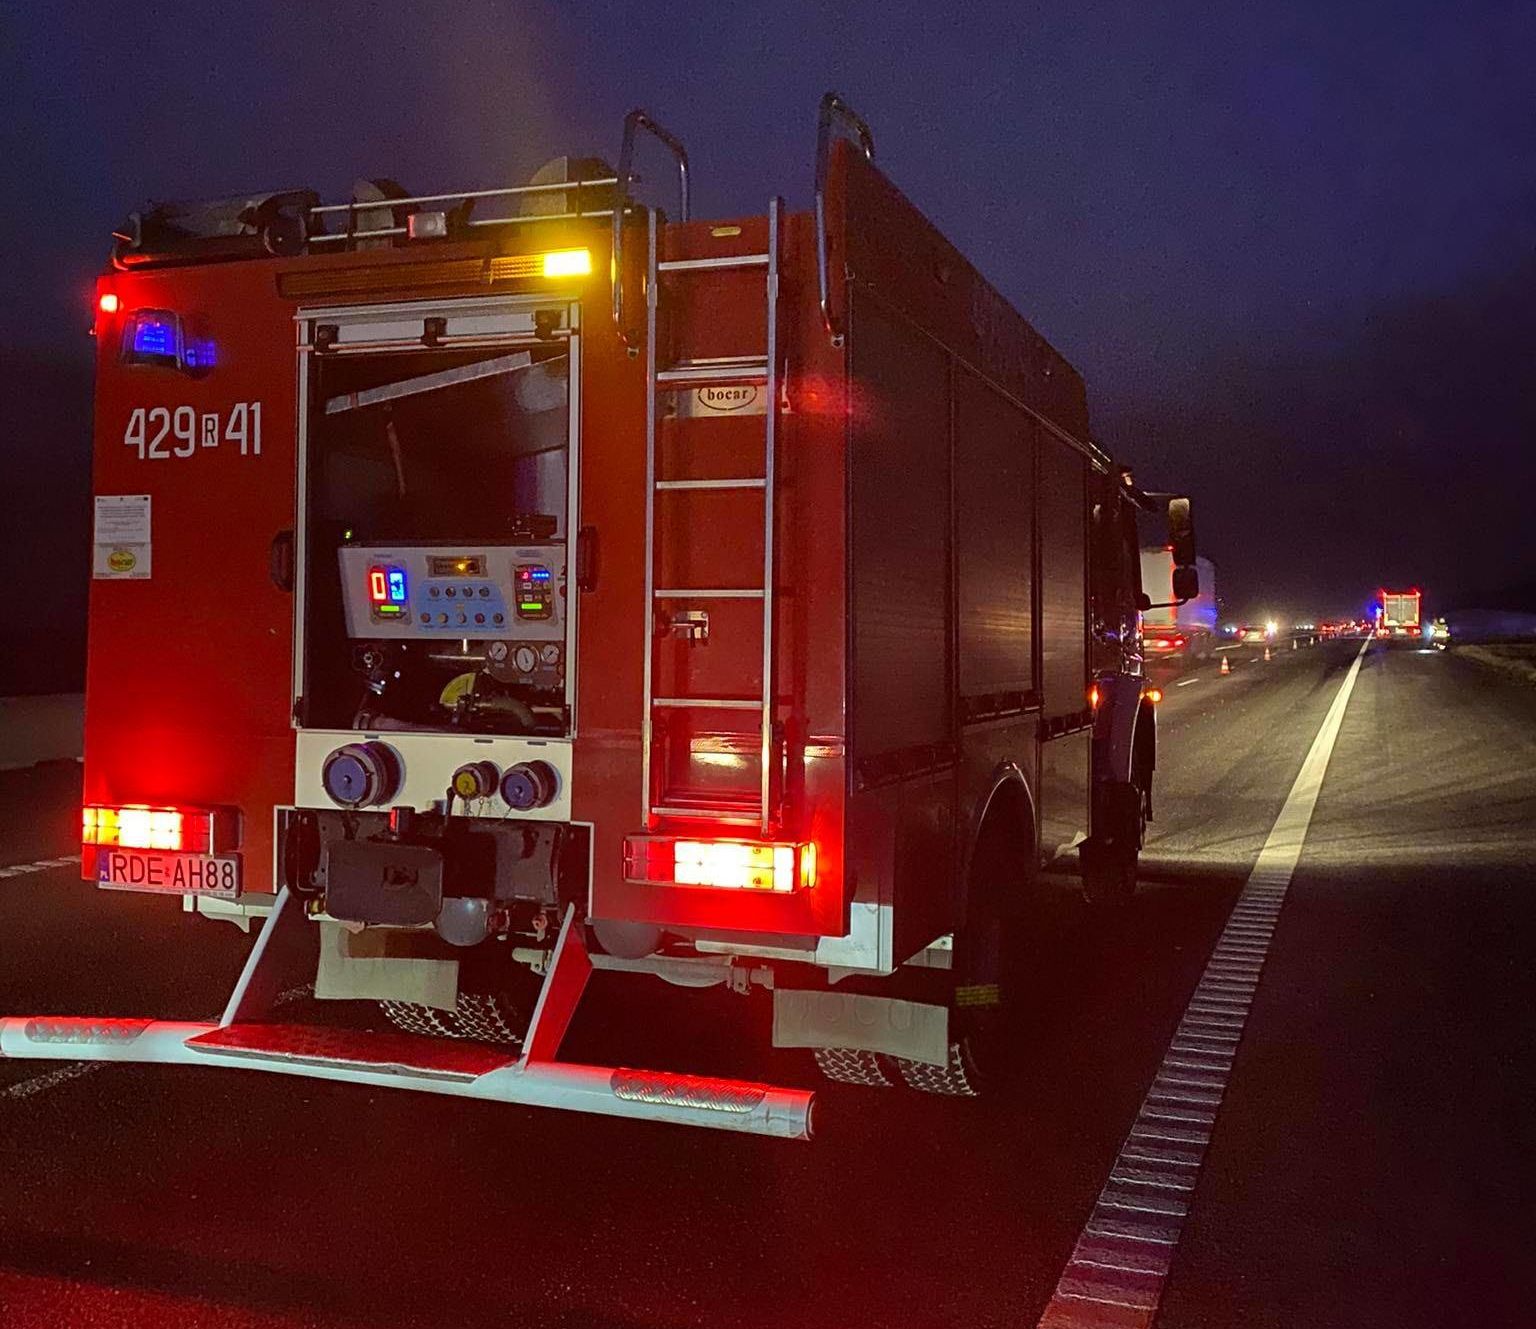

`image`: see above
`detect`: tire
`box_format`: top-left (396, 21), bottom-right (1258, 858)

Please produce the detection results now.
top-left (893, 1041), bottom-right (982, 1096)
top-left (377, 989), bottom-right (526, 1046)
top-left (901, 814), bottom-right (1029, 1098)
top-left (812, 1046), bottom-right (898, 1088)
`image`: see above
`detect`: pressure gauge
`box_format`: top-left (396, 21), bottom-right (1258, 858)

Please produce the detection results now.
top-left (540, 644), bottom-right (561, 666)
top-left (513, 645), bottom-right (538, 674)
top-left (486, 641), bottom-right (509, 664)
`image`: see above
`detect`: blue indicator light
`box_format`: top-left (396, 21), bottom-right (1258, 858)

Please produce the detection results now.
top-left (387, 568), bottom-right (407, 603)
top-left (183, 338), bottom-right (217, 369)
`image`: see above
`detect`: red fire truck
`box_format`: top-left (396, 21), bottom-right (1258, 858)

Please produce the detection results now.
top-left (1, 96), bottom-right (1198, 1138)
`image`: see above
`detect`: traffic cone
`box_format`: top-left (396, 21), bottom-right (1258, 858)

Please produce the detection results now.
top-left (1220, 653), bottom-right (1231, 675)
top-left (1264, 645), bottom-right (1272, 661)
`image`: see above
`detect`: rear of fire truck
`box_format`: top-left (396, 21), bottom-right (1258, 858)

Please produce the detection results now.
top-left (1, 96), bottom-right (1196, 1136)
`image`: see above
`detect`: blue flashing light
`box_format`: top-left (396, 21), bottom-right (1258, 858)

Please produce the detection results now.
top-left (183, 338), bottom-right (217, 369)
top-left (131, 313), bottom-right (179, 359)
top-left (387, 568), bottom-right (407, 603)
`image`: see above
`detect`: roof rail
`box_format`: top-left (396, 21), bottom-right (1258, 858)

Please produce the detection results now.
top-left (111, 170), bottom-right (620, 270)
top-left (309, 175), bottom-right (619, 247)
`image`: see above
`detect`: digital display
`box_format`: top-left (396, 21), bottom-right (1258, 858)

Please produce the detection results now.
top-left (429, 555), bottom-right (486, 577)
top-left (368, 565), bottom-right (408, 610)
top-left (515, 564), bottom-right (554, 620)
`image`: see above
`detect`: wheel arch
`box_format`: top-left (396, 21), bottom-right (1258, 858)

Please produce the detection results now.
top-left (961, 764), bottom-right (1039, 917)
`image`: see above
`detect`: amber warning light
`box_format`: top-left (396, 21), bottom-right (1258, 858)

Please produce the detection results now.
top-left (624, 837), bottom-right (816, 893)
top-left (541, 248), bottom-right (592, 278)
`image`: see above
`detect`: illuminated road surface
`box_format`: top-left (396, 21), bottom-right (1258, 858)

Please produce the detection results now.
top-left (1, 640), bottom-right (1531, 1328)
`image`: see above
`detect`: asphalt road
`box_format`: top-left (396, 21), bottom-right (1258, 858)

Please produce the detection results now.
top-left (1, 638), bottom-right (1530, 1327)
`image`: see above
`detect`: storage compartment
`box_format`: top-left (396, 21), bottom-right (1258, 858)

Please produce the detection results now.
top-left (299, 341), bottom-right (574, 736)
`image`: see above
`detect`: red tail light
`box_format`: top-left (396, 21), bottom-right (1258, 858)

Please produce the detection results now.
top-left (623, 836), bottom-right (816, 893)
top-left (82, 805), bottom-right (214, 853)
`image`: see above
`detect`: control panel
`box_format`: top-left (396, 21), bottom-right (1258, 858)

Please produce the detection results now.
top-left (338, 544), bottom-right (565, 643)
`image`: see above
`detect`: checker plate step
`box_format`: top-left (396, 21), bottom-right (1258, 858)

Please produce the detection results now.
top-left (185, 1023), bottom-right (517, 1081)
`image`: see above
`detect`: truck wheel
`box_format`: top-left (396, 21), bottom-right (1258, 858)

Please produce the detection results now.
top-left (895, 814), bottom-right (1027, 1097)
top-left (892, 1041), bottom-right (982, 1096)
top-left (377, 991), bottom-right (526, 1046)
top-left (811, 1046), bottom-right (898, 1087)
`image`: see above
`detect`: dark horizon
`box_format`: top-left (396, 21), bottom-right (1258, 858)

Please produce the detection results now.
top-left (5, 0), bottom-right (1535, 689)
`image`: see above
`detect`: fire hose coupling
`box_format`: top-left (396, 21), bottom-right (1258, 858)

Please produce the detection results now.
top-left (451, 761), bottom-right (500, 801)
top-left (322, 741), bottom-right (403, 809)
top-left (501, 760), bottom-right (559, 811)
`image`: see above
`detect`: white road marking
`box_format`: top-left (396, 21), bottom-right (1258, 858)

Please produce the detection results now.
top-left (1175, 677), bottom-right (1199, 686)
top-left (0, 854), bottom-right (80, 880)
top-left (1, 1061), bottom-right (101, 1099)
top-left (1036, 637), bottom-right (1370, 1329)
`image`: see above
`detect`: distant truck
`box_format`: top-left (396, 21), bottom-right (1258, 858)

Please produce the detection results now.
top-left (1378, 588), bottom-right (1422, 638)
top-left (1141, 549), bottom-right (1217, 661)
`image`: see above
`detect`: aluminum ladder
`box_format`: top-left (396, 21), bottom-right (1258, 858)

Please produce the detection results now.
top-left (640, 199), bottom-right (784, 834)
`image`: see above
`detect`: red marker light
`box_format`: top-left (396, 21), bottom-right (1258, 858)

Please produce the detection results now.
top-left (368, 569), bottom-right (388, 603)
top-left (98, 292), bottom-right (120, 314)
top-left (623, 837), bottom-right (816, 892)
top-left (82, 804), bottom-right (214, 853)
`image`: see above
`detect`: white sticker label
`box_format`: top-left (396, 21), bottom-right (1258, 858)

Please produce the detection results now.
top-left (668, 383), bottom-right (766, 419)
top-left (93, 494), bottom-right (151, 580)
top-left (694, 384), bottom-right (760, 413)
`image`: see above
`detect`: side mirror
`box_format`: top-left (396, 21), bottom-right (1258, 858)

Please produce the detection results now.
top-left (1167, 496), bottom-right (1196, 568)
top-left (1172, 565), bottom-right (1199, 602)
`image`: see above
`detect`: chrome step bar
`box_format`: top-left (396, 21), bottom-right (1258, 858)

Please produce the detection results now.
top-left (655, 362), bottom-right (769, 385)
top-left (654, 588), bottom-right (765, 600)
top-left (657, 254), bottom-right (770, 272)
top-left (655, 478), bottom-right (767, 491)
top-left (0, 890), bottom-right (813, 1140)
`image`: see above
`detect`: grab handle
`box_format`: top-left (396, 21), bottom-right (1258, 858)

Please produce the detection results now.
top-left (814, 92), bottom-right (875, 346)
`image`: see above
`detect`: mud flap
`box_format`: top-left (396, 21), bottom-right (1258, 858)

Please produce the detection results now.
top-left (313, 921), bottom-right (460, 1010)
top-left (772, 989), bottom-right (950, 1067)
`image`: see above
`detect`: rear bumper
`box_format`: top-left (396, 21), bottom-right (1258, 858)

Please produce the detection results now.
top-left (0, 1015), bottom-right (814, 1140)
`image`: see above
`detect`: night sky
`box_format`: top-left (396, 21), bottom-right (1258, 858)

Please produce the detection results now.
top-left (4, 1), bottom-right (1534, 688)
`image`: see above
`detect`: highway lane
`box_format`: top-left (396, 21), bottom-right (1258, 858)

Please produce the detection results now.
top-left (1158, 642), bottom-right (1536, 1328)
top-left (3, 638), bottom-right (1516, 1327)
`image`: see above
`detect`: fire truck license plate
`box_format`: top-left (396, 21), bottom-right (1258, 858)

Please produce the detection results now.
top-left (97, 849), bottom-right (240, 898)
